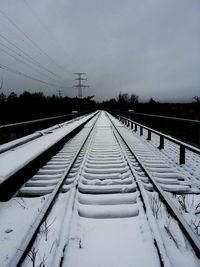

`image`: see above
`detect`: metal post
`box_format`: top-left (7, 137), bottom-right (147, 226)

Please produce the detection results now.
top-left (180, 145), bottom-right (185, 165)
top-left (134, 124), bottom-right (137, 132)
top-left (158, 135), bottom-right (164, 149)
top-left (140, 126), bottom-right (143, 136)
top-left (147, 130), bottom-right (151, 141)
top-left (131, 122), bottom-right (133, 130)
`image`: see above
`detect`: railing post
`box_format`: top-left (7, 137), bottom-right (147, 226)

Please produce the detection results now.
top-left (147, 129), bottom-right (151, 141)
top-left (140, 126), bottom-right (143, 136)
top-left (134, 124), bottom-right (137, 132)
top-left (180, 145), bottom-right (185, 165)
top-left (131, 122), bottom-right (133, 130)
top-left (158, 135), bottom-right (164, 149)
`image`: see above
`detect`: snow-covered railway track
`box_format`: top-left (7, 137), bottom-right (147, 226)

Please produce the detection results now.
top-left (0, 111), bottom-right (200, 267)
top-left (109, 113), bottom-right (200, 259)
top-left (0, 112), bottom-right (99, 266)
top-left (0, 112), bottom-right (98, 201)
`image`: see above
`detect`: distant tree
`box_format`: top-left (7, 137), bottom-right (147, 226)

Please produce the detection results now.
top-left (7, 92), bottom-right (18, 103)
top-left (149, 98), bottom-right (157, 104)
top-left (0, 93), bottom-right (6, 103)
top-left (130, 94), bottom-right (139, 104)
top-left (193, 96), bottom-right (200, 104)
top-left (117, 92), bottom-right (129, 104)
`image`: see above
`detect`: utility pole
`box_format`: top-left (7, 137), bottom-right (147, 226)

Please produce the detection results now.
top-left (73, 73), bottom-right (89, 98)
top-left (57, 90), bottom-right (62, 98)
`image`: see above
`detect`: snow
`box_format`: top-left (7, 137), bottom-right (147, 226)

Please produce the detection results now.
top-left (1, 111), bottom-right (200, 267)
top-left (122, 116), bottom-right (200, 190)
top-left (0, 112), bottom-right (97, 184)
top-left (109, 112), bottom-right (200, 244)
top-left (0, 114), bottom-right (85, 154)
top-left (63, 208), bottom-right (160, 267)
top-left (0, 196), bottom-right (47, 267)
top-left (108, 113), bottom-right (191, 193)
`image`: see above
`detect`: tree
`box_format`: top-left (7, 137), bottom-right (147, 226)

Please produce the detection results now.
top-left (130, 94), bottom-right (138, 104)
top-left (193, 96), bottom-right (200, 104)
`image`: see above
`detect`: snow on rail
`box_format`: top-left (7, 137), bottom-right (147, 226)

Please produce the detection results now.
top-left (0, 116), bottom-right (78, 154)
top-left (0, 112), bottom-right (97, 184)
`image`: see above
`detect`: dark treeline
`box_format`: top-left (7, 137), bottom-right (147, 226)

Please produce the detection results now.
top-left (99, 92), bottom-right (200, 120)
top-left (0, 91), bottom-right (200, 125)
top-left (0, 91), bottom-right (96, 125)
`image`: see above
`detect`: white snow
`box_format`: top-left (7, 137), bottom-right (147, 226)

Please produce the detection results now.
top-left (0, 196), bottom-right (47, 267)
top-left (0, 112), bottom-right (97, 184)
top-left (1, 111), bottom-right (200, 267)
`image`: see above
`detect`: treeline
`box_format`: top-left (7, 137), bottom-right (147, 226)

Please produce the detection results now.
top-left (0, 91), bottom-right (199, 125)
top-left (99, 92), bottom-right (200, 120)
top-left (0, 91), bottom-right (96, 124)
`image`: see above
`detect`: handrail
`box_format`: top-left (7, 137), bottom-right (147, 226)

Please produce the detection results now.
top-left (0, 112), bottom-right (87, 130)
top-left (113, 113), bottom-right (200, 165)
top-left (0, 111), bottom-right (92, 145)
top-left (122, 111), bottom-right (200, 125)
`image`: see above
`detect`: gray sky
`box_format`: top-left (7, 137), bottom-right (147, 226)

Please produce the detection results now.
top-left (0, 0), bottom-right (200, 102)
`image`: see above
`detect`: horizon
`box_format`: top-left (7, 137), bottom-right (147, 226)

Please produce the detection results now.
top-left (0, 0), bottom-right (199, 102)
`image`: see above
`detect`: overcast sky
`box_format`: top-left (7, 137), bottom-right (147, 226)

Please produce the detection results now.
top-left (0, 0), bottom-right (200, 102)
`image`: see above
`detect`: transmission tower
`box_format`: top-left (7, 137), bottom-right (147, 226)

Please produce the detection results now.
top-left (73, 73), bottom-right (89, 98)
top-left (57, 90), bottom-right (62, 97)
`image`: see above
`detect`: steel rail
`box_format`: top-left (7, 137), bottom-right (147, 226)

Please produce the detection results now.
top-left (0, 112), bottom-right (98, 201)
top-left (0, 111), bottom-right (92, 147)
top-left (9, 112), bottom-right (100, 267)
top-left (0, 113), bottom-right (87, 154)
top-left (108, 114), bottom-right (200, 257)
top-left (112, 129), bottom-right (169, 267)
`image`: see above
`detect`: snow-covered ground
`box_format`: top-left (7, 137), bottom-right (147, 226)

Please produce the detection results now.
top-left (0, 114), bottom-right (97, 266)
top-left (0, 112), bottom-right (97, 185)
top-left (109, 114), bottom-right (200, 245)
top-left (125, 118), bottom-right (200, 189)
top-left (0, 111), bottom-right (200, 267)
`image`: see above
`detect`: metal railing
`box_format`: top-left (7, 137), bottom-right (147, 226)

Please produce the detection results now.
top-left (112, 110), bottom-right (200, 147)
top-left (0, 111), bottom-right (91, 144)
top-left (113, 113), bottom-right (200, 165)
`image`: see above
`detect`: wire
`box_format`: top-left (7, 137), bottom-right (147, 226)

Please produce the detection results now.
top-left (22, 0), bottom-right (70, 69)
top-left (0, 44), bottom-right (67, 87)
top-left (0, 63), bottom-right (72, 89)
top-left (0, 33), bottom-right (67, 84)
top-left (0, 8), bottom-right (66, 73)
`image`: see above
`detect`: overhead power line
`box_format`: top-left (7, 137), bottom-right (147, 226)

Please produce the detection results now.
top-left (0, 33), bottom-right (67, 86)
top-left (0, 8), bottom-right (65, 72)
top-left (0, 42), bottom-right (67, 87)
top-left (0, 63), bottom-right (71, 89)
top-left (22, 0), bottom-right (71, 73)
top-left (73, 73), bottom-right (89, 98)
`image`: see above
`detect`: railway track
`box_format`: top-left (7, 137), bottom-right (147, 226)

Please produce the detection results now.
top-left (0, 111), bottom-right (199, 267)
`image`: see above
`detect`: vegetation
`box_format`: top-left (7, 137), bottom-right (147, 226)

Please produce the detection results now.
top-left (0, 90), bottom-right (199, 125)
top-left (0, 91), bottom-right (96, 124)
top-left (99, 93), bottom-right (200, 120)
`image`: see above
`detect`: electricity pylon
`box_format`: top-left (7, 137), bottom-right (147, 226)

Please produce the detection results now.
top-left (73, 73), bottom-right (89, 98)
